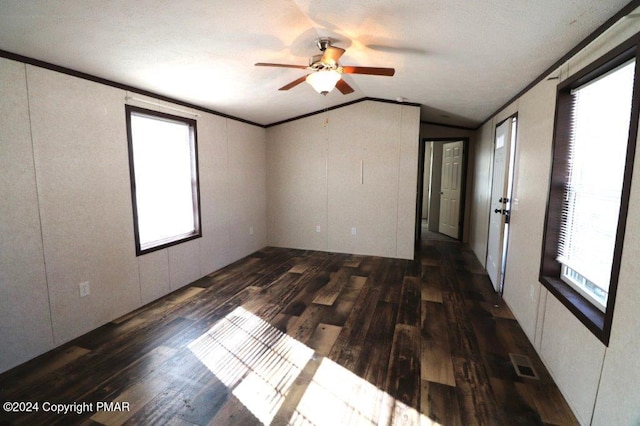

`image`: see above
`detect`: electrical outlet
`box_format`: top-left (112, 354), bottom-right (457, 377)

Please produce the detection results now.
top-left (249, 226), bottom-right (254, 235)
top-left (79, 281), bottom-right (90, 298)
top-left (351, 227), bottom-right (357, 235)
top-left (316, 225), bottom-right (321, 233)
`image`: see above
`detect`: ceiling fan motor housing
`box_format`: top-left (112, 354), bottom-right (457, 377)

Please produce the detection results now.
top-left (309, 54), bottom-right (338, 71)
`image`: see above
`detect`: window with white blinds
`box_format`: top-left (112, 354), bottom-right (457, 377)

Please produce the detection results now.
top-left (556, 59), bottom-right (635, 311)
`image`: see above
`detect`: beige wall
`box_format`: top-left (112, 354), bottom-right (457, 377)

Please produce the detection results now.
top-left (0, 60), bottom-right (267, 373)
top-left (266, 101), bottom-right (420, 259)
top-left (468, 15), bottom-right (640, 425)
top-left (419, 122), bottom-right (475, 140)
top-left (0, 58), bottom-right (54, 373)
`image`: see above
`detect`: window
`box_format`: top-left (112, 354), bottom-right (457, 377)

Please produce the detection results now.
top-left (540, 39), bottom-right (640, 345)
top-left (557, 59), bottom-right (635, 312)
top-left (126, 105), bottom-right (201, 255)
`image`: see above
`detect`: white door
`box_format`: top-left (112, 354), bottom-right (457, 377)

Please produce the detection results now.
top-left (438, 141), bottom-right (463, 238)
top-left (486, 118), bottom-right (515, 292)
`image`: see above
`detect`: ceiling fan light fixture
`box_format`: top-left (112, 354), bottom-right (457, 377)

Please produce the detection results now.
top-left (306, 70), bottom-right (341, 95)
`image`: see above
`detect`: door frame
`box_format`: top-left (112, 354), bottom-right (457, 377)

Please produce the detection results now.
top-left (415, 137), bottom-right (469, 244)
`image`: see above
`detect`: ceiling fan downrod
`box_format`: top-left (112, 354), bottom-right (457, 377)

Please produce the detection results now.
top-left (316, 38), bottom-right (332, 52)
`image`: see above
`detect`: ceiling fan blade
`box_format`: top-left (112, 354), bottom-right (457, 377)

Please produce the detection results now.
top-left (366, 44), bottom-right (427, 55)
top-left (341, 66), bottom-right (395, 76)
top-left (335, 78), bottom-right (355, 95)
top-left (255, 62), bottom-right (308, 69)
top-left (279, 75), bottom-right (308, 91)
top-left (321, 46), bottom-right (345, 65)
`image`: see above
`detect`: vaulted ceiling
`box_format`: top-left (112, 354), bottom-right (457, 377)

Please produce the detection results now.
top-left (0, 0), bottom-right (633, 127)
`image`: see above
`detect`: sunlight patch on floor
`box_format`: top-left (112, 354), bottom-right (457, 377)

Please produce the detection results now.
top-left (292, 357), bottom-right (412, 425)
top-left (188, 307), bottom-right (313, 424)
top-left (189, 307), bottom-right (440, 426)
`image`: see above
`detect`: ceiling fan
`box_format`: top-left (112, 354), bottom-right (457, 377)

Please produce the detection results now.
top-left (255, 39), bottom-right (395, 96)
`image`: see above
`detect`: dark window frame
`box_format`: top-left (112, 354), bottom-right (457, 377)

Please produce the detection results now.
top-left (540, 34), bottom-right (640, 346)
top-left (125, 105), bottom-right (202, 256)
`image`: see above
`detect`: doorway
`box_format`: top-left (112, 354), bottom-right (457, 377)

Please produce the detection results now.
top-left (415, 138), bottom-right (468, 243)
top-left (486, 115), bottom-right (517, 293)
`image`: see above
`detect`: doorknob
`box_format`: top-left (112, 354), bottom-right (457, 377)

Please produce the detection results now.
top-left (494, 208), bottom-right (511, 222)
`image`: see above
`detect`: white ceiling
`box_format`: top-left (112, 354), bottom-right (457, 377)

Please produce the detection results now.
top-left (0, 0), bottom-right (632, 127)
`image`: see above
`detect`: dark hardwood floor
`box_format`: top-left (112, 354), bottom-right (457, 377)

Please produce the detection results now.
top-left (0, 238), bottom-right (577, 425)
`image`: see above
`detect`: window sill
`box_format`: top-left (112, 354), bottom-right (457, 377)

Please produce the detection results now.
top-left (137, 232), bottom-right (201, 256)
top-left (539, 275), bottom-right (607, 345)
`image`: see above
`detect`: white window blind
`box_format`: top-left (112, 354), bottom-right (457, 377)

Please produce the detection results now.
top-left (557, 59), bottom-right (635, 310)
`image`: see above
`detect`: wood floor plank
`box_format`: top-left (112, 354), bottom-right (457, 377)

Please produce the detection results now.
top-left (281, 272), bottom-right (330, 316)
top-left (171, 376), bottom-right (230, 426)
top-left (270, 313), bottom-right (298, 334)
top-left (353, 255), bottom-right (378, 276)
top-left (343, 275), bottom-right (368, 295)
top-left (123, 376), bottom-right (211, 426)
top-left (468, 302), bottom-right (509, 356)
top-left (451, 355), bottom-right (503, 425)
top-left (89, 373), bottom-right (172, 425)
top-left (319, 298), bottom-right (354, 328)
top-left (0, 345), bottom-right (90, 393)
top-left (515, 381), bottom-right (579, 425)
top-left (79, 345), bottom-right (180, 410)
top-left (254, 255), bottom-right (341, 320)
top-left (199, 255), bottom-right (262, 287)
top-left (489, 377), bottom-right (545, 425)
top-left (206, 395), bottom-right (261, 426)
top-left (356, 301), bottom-right (398, 389)
top-left (420, 300), bottom-right (455, 387)
top-left (327, 284), bottom-right (382, 371)
top-left (9, 317), bottom-right (194, 410)
top-left (420, 380), bottom-right (462, 426)
top-left (183, 285), bottom-right (263, 324)
top-left (311, 268), bottom-right (352, 306)
top-left (484, 300), bottom-right (516, 320)
top-left (437, 243), bottom-right (504, 424)
top-left (461, 248), bottom-right (488, 275)
top-left (320, 275), bottom-right (367, 327)
top-left (421, 244), bottom-right (440, 266)
top-left (385, 324), bottom-right (420, 408)
top-left (397, 276), bottom-right (421, 326)
top-left (288, 263), bottom-right (310, 274)
top-left (306, 323), bottom-right (342, 356)
top-left (280, 255), bottom-right (342, 316)
top-left (421, 264), bottom-right (444, 303)
top-left (286, 304), bottom-right (327, 344)
top-left (404, 255), bottom-right (422, 278)
top-left (343, 255), bottom-right (363, 268)
top-left (379, 259), bottom-right (405, 304)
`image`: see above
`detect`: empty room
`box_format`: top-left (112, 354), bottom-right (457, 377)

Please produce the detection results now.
top-left (1, 1), bottom-right (640, 425)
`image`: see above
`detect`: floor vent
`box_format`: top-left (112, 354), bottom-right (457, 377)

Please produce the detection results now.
top-left (509, 353), bottom-right (539, 379)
